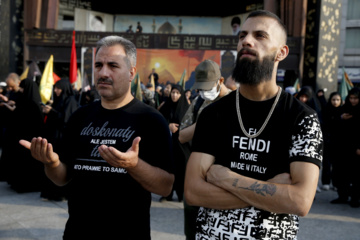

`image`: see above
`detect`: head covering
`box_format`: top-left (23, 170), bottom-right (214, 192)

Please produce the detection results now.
top-left (343, 87), bottom-right (360, 116)
top-left (52, 79), bottom-right (79, 123)
top-left (297, 86), bottom-right (322, 120)
top-left (297, 86), bottom-right (313, 99)
top-left (191, 60), bottom-right (221, 91)
top-left (54, 79), bottom-right (74, 100)
top-left (160, 84), bottom-right (189, 124)
top-left (325, 92), bottom-right (342, 114)
top-left (19, 78), bottom-right (42, 109)
top-left (16, 78), bottom-right (44, 123)
top-left (231, 16), bottom-right (241, 25)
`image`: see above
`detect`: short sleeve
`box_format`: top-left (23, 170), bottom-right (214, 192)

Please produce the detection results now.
top-left (289, 113), bottom-right (323, 168)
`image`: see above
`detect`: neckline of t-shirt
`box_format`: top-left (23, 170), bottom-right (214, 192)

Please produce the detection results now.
top-left (238, 90), bottom-right (279, 105)
top-left (98, 98), bottom-right (138, 112)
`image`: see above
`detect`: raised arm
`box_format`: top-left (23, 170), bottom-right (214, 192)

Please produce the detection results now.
top-left (207, 161), bottom-right (319, 216)
top-left (184, 151), bottom-right (250, 210)
top-left (19, 137), bottom-right (70, 186)
top-left (98, 136), bottom-right (174, 197)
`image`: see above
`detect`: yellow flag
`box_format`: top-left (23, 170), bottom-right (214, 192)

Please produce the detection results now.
top-left (74, 69), bottom-right (82, 91)
top-left (150, 74), bottom-right (155, 88)
top-left (20, 66), bottom-right (29, 80)
top-left (39, 55), bottom-right (54, 104)
top-left (135, 74), bottom-right (143, 101)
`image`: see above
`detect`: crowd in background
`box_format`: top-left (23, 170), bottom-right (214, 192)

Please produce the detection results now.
top-left (285, 84), bottom-right (360, 208)
top-left (0, 73), bottom-right (100, 200)
top-left (0, 71), bottom-right (359, 208)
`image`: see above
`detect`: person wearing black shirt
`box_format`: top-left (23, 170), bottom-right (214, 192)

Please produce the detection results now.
top-left (20, 36), bottom-right (174, 239)
top-left (184, 10), bottom-right (323, 240)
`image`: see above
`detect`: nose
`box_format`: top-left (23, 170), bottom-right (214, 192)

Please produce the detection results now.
top-left (242, 34), bottom-right (254, 47)
top-left (97, 65), bottom-right (110, 79)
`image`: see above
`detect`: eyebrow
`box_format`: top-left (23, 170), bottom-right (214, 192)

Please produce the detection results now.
top-left (95, 61), bottom-right (119, 66)
top-left (239, 30), bottom-right (269, 37)
top-left (256, 30), bottom-right (269, 37)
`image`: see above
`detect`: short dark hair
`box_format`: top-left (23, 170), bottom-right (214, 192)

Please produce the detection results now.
top-left (247, 10), bottom-right (287, 42)
top-left (96, 36), bottom-right (137, 68)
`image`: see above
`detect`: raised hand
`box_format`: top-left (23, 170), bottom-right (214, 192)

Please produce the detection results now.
top-left (98, 136), bottom-right (141, 169)
top-left (19, 137), bottom-right (60, 168)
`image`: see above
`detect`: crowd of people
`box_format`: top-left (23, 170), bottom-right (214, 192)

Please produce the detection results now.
top-left (0, 74), bottom-right (100, 198)
top-left (0, 9), bottom-right (358, 240)
top-left (291, 85), bottom-right (360, 208)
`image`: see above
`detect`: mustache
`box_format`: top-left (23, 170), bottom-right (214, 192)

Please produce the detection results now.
top-left (97, 78), bottom-right (113, 84)
top-left (239, 48), bottom-right (258, 57)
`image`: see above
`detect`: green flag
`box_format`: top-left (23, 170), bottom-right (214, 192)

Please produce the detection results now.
top-left (339, 67), bottom-right (353, 101)
top-left (179, 69), bottom-right (186, 90)
top-left (293, 78), bottom-right (300, 93)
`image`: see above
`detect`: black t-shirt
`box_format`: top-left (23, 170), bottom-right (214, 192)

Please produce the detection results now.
top-left (192, 90), bottom-right (323, 239)
top-left (60, 98), bottom-right (173, 239)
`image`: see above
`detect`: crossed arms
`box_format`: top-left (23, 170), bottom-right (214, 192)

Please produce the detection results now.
top-left (184, 152), bottom-right (319, 216)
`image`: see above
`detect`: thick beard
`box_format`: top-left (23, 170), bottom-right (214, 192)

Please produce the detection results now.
top-left (232, 52), bottom-right (276, 86)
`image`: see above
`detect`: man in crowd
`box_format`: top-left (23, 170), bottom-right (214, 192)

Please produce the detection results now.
top-left (184, 10), bottom-right (323, 239)
top-left (20, 35), bottom-right (174, 239)
top-left (179, 59), bottom-right (231, 240)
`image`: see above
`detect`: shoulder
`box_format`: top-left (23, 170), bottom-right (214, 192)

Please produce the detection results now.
top-left (280, 91), bottom-right (318, 119)
top-left (128, 98), bottom-right (168, 124)
top-left (69, 100), bottom-right (100, 118)
top-left (201, 90), bottom-right (235, 114)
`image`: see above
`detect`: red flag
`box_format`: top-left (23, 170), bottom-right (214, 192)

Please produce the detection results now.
top-left (70, 30), bottom-right (77, 84)
top-left (53, 72), bottom-right (61, 83)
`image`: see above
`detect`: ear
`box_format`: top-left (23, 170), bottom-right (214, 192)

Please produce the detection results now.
top-left (276, 45), bottom-right (289, 62)
top-left (129, 66), bottom-right (137, 82)
top-left (219, 77), bottom-right (225, 85)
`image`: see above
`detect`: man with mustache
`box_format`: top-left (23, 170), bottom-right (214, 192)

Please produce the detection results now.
top-left (20, 36), bottom-right (174, 239)
top-left (184, 10), bottom-right (323, 240)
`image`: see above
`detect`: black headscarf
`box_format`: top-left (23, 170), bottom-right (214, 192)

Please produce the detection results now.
top-left (342, 87), bottom-right (360, 117)
top-left (324, 92), bottom-right (343, 117)
top-left (19, 78), bottom-right (43, 113)
top-left (159, 84), bottom-right (189, 125)
top-left (52, 79), bottom-right (79, 124)
top-left (297, 86), bottom-right (323, 122)
top-left (54, 79), bottom-right (75, 102)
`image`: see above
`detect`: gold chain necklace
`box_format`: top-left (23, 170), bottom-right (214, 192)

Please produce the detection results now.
top-left (236, 86), bottom-right (282, 138)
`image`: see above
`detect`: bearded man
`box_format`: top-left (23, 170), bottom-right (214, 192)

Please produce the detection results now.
top-left (184, 10), bottom-right (323, 240)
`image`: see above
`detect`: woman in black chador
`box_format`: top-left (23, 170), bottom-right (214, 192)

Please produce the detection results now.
top-left (160, 84), bottom-right (189, 201)
top-left (321, 92), bottom-right (342, 191)
top-left (41, 79), bottom-right (79, 200)
top-left (331, 87), bottom-right (360, 208)
top-left (6, 78), bottom-right (46, 192)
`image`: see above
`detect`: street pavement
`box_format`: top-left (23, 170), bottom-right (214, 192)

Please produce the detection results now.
top-left (1, 181), bottom-right (360, 239)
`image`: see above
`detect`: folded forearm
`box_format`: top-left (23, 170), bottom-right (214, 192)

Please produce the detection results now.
top-left (127, 158), bottom-right (174, 197)
top-left (184, 179), bottom-right (250, 210)
top-left (216, 173), bottom-right (313, 216)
